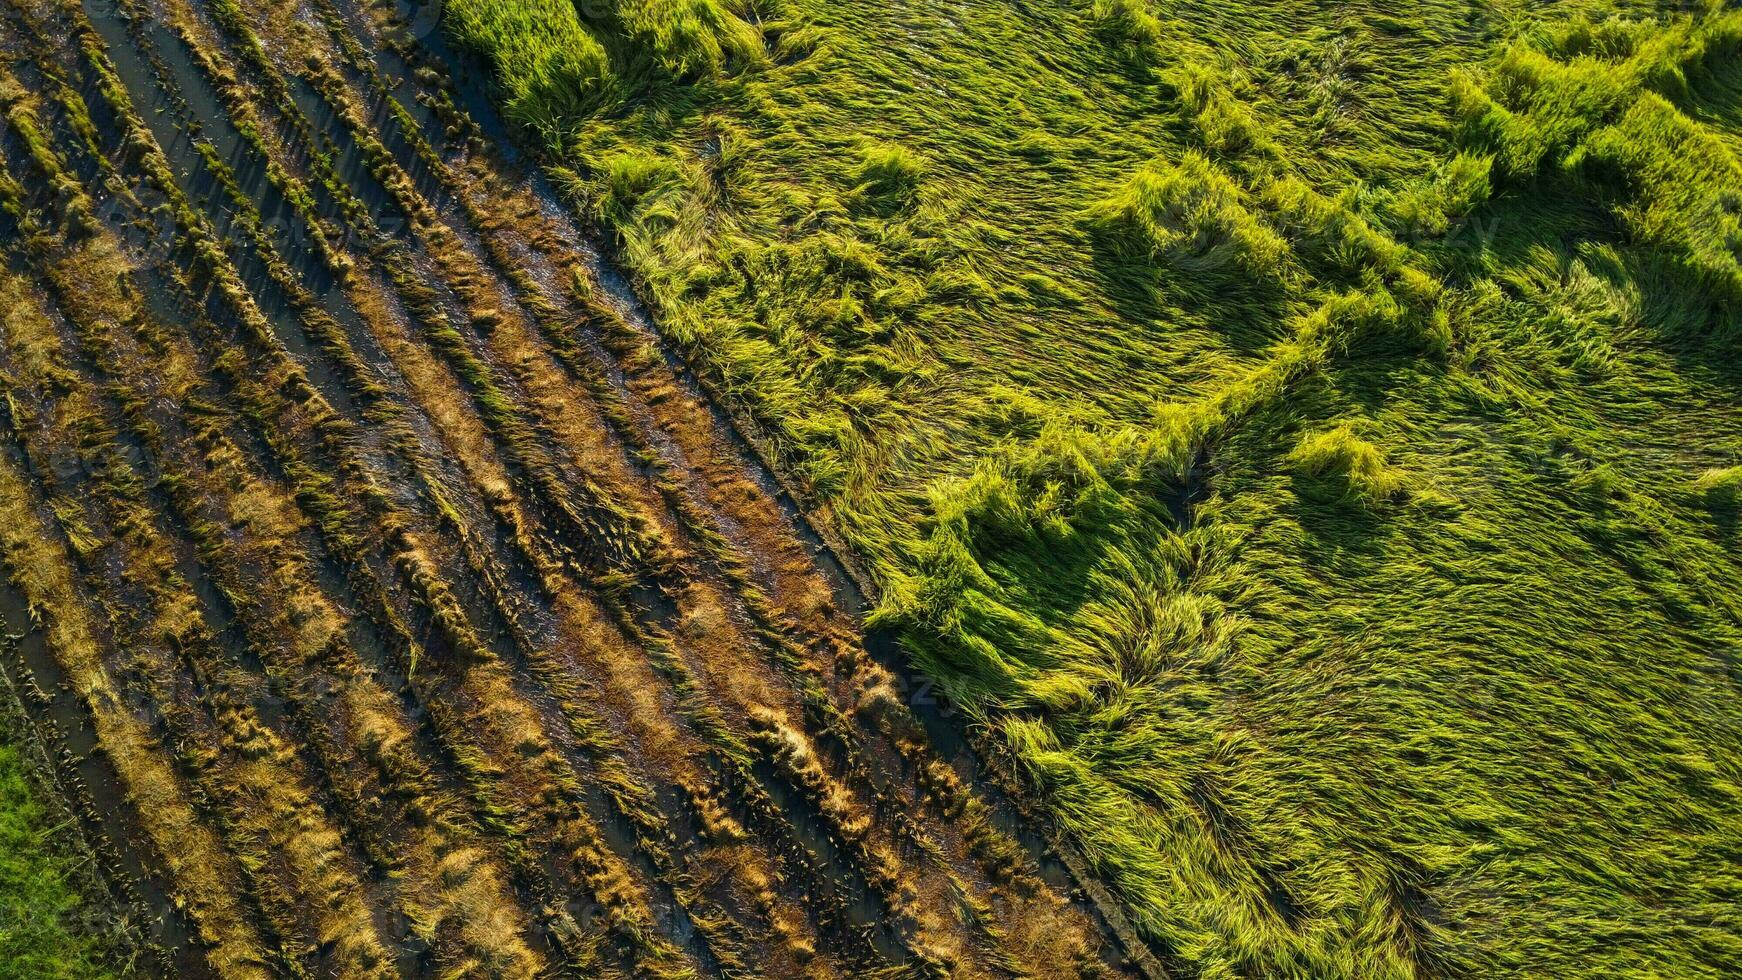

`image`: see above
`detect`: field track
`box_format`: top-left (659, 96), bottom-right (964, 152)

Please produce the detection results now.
top-left (0, 0), bottom-right (1146, 975)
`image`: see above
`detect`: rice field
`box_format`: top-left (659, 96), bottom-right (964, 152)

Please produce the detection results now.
top-left (2, 0), bottom-right (1740, 976)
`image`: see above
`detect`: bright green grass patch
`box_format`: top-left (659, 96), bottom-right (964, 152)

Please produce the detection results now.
top-left (452, 0), bottom-right (1742, 974)
top-left (1694, 465), bottom-right (1742, 507)
top-left (614, 0), bottom-right (765, 78)
top-left (442, 0), bottom-right (612, 134)
top-left (1088, 151), bottom-right (1291, 287)
top-left (1286, 423), bottom-right (1413, 505)
top-left (0, 740), bottom-right (119, 978)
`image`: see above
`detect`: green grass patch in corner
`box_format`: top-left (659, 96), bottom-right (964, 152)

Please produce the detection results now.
top-left (0, 732), bottom-right (121, 979)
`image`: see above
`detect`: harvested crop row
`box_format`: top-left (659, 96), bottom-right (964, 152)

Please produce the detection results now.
top-left (0, 152), bottom-right (400, 976)
top-left (121, 5), bottom-right (877, 974)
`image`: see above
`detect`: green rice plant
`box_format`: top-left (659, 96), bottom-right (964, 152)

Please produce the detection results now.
top-left (593, 148), bottom-right (690, 224)
top-left (1571, 93), bottom-right (1742, 307)
top-left (613, 0), bottom-right (765, 78)
top-left (1693, 466), bottom-right (1742, 508)
top-left (1091, 0), bottom-right (1166, 63)
top-left (444, 0), bottom-right (613, 136)
top-left (1287, 423), bottom-right (1411, 505)
top-left (1382, 151), bottom-right (1493, 239)
top-left (1262, 177), bottom-right (1413, 279)
top-left (1453, 10), bottom-right (1742, 334)
top-left (1165, 60), bottom-right (1280, 160)
top-left (849, 143), bottom-right (926, 216)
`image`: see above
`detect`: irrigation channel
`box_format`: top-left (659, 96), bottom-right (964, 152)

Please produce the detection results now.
top-left (0, 0), bottom-right (1152, 975)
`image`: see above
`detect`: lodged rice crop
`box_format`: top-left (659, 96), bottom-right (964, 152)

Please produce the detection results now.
top-left (447, 0), bottom-right (1742, 975)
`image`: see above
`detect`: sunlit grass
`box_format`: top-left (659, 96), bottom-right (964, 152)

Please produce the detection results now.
top-left (0, 742), bottom-right (118, 978)
top-left (445, 0), bottom-right (1742, 973)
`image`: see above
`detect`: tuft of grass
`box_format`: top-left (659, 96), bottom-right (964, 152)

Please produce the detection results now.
top-left (1091, 0), bottom-right (1166, 63)
top-left (849, 144), bottom-right (926, 215)
top-left (1088, 151), bottom-right (1290, 283)
top-left (1693, 466), bottom-right (1742, 508)
top-left (443, 0), bottom-right (613, 137)
top-left (1383, 151), bottom-right (1493, 239)
top-left (1287, 424), bottom-right (1411, 505)
top-left (614, 0), bottom-right (766, 78)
